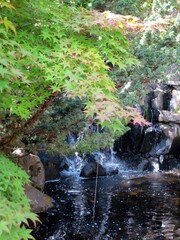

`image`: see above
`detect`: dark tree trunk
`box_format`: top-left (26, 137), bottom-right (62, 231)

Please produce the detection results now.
top-left (0, 91), bottom-right (59, 151)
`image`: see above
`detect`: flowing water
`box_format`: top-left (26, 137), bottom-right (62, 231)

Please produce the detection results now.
top-left (33, 169), bottom-right (180, 240)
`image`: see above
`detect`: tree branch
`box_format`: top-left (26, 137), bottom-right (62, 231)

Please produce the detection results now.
top-left (0, 91), bottom-right (59, 151)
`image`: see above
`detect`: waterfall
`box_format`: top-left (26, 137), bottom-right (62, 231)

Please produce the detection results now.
top-left (64, 152), bottom-right (85, 174)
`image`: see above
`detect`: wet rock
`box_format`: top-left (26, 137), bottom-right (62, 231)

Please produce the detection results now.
top-left (43, 162), bottom-right (60, 181)
top-left (138, 158), bottom-right (159, 172)
top-left (38, 151), bottom-right (63, 165)
top-left (106, 167), bottom-right (119, 176)
top-left (169, 136), bottom-right (180, 154)
top-left (171, 169), bottom-right (180, 176)
top-left (115, 81), bottom-right (179, 165)
top-left (38, 151), bottom-right (67, 181)
top-left (138, 160), bottom-right (152, 171)
top-left (80, 162), bottom-right (106, 178)
top-left (140, 126), bottom-right (164, 155)
top-left (162, 155), bottom-right (180, 170)
top-left (130, 124), bottom-right (144, 153)
top-left (114, 129), bottom-right (133, 155)
top-left (24, 185), bottom-right (53, 213)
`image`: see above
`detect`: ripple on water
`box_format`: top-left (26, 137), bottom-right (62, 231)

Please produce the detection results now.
top-left (33, 172), bottom-right (180, 240)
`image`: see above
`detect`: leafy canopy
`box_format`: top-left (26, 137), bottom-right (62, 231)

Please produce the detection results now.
top-left (0, 0), bottom-right (148, 140)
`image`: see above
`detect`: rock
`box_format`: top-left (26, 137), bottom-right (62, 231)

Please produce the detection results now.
top-left (138, 158), bottom-right (160, 172)
top-left (106, 167), bottom-right (119, 176)
top-left (140, 126), bottom-right (163, 155)
top-left (80, 162), bottom-right (106, 178)
top-left (167, 64), bottom-right (180, 87)
top-left (130, 124), bottom-right (144, 153)
top-left (114, 81), bottom-right (179, 168)
top-left (159, 124), bottom-right (180, 155)
top-left (160, 124), bottom-right (180, 139)
top-left (159, 110), bottom-right (180, 124)
top-left (138, 159), bottom-right (155, 171)
top-left (43, 162), bottom-right (60, 181)
top-left (38, 151), bottom-right (63, 165)
top-left (169, 136), bottom-right (180, 154)
top-left (18, 154), bottom-right (45, 191)
top-left (170, 89), bottom-right (180, 112)
top-left (38, 151), bottom-right (69, 181)
top-left (151, 91), bottom-right (164, 110)
top-left (24, 185), bottom-right (53, 213)
top-left (171, 168), bottom-right (180, 176)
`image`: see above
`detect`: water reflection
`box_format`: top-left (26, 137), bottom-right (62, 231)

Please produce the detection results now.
top-left (33, 172), bottom-right (180, 240)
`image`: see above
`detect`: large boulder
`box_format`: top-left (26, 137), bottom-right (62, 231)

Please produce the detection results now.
top-left (24, 185), bottom-right (53, 213)
top-left (38, 151), bottom-right (68, 181)
top-left (17, 154), bottom-right (45, 191)
top-left (80, 162), bottom-right (106, 178)
top-left (12, 151), bottom-right (53, 213)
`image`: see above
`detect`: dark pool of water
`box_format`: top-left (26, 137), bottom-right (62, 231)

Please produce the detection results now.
top-left (33, 171), bottom-right (180, 240)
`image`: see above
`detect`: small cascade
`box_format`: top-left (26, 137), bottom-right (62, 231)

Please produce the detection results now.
top-left (92, 148), bottom-right (128, 172)
top-left (67, 131), bottom-right (76, 146)
top-left (64, 152), bottom-right (85, 173)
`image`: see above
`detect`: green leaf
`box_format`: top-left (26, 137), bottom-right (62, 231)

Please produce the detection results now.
top-left (0, 80), bottom-right (10, 92)
top-left (0, 221), bottom-right (10, 235)
top-left (3, 17), bottom-right (16, 34)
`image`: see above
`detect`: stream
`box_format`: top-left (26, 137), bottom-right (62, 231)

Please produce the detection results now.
top-left (33, 170), bottom-right (180, 240)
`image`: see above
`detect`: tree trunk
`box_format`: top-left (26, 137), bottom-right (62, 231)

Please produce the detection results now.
top-left (0, 91), bottom-right (59, 151)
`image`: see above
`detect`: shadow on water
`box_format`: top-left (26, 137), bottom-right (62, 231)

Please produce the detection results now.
top-left (33, 172), bottom-right (180, 240)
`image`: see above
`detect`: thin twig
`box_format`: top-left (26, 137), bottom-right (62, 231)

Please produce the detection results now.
top-left (92, 162), bottom-right (99, 219)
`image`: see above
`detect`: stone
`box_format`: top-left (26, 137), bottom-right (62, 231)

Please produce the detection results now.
top-left (138, 159), bottom-right (154, 171)
top-left (160, 124), bottom-right (180, 139)
top-left (106, 167), bottom-right (119, 176)
top-left (140, 126), bottom-right (163, 155)
top-left (159, 110), bottom-right (180, 124)
top-left (167, 64), bottom-right (180, 86)
top-left (24, 185), bottom-right (53, 213)
top-left (38, 151), bottom-right (62, 164)
top-left (138, 158), bottom-right (160, 172)
top-left (151, 92), bottom-right (164, 110)
top-left (107, 81), bottom-right (180, 164)
top-left (80, 162), bottom-right (106, 178)
top-left (18, 154), bottom-right (45, 191)
top-left (170, 89), bottom-right (180, 112)
top-left (131, 124), bottom-right (144, 153)
top-left (43, 162), bottom-right (60, 181)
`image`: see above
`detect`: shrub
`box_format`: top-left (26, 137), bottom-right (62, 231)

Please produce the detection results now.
top-left (0, 154), bottom-right (38, 240)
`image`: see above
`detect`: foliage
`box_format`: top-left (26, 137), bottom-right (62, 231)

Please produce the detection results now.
top-left (0, 0), bottom-right (151, 151)
top-left (48, 128), bottom-right (117, 156)
top-left (106, 0), bottom-right (180, 106)
top-left (1, 2), bottom-right (176, 239)
top-left (37, 97), bottom-right (86, 137)
top-left (75, 131), bottom-right (116, 154)
top-left (21, 96), bottom-right (86, 152)
top-left (23, 95), bottom-right (122, 155)
top-left (92, 0), bottom-right (153, 18)
top-left (0, 154), bottom-right (38, 240)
